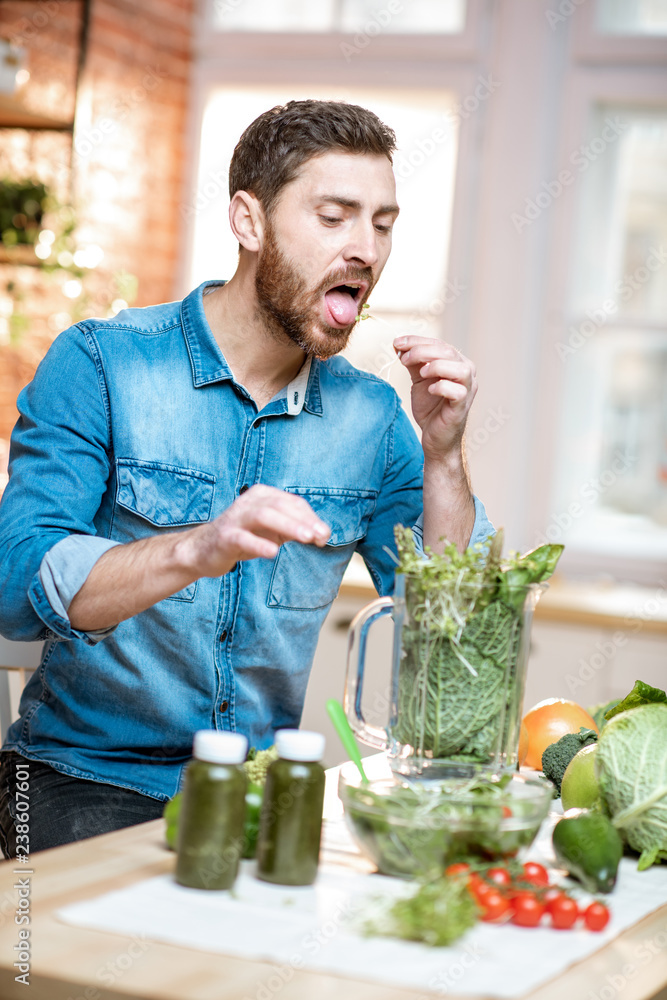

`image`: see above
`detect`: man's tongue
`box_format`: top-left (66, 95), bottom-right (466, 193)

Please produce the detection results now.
top-left (325, 288), bottom-right (358, 326)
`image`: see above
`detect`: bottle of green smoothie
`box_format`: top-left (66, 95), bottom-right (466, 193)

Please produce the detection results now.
top-left (175, 730), bottom-right (248, 890)
top-left (256, 729), bottom-right (325, 886)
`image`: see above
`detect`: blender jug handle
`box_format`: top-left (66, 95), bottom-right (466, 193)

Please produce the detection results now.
top-left (344, 596), bottom-right (393, 751)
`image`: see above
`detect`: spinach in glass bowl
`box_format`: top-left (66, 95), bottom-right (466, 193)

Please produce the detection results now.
top-left (338, 766), bottom-right (554, 879)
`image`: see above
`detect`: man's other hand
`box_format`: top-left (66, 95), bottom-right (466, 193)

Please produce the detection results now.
top-left (177, 484), bottom-right (331, 578)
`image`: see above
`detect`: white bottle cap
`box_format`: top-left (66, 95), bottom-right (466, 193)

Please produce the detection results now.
top-left (275, 729), bottom-right (325, 762)
top-left (193, 730), bottom-right (248, 765)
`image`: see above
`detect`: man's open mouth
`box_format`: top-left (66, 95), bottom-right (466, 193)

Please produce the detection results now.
top-left (323, 281), bottom-right (369, 326)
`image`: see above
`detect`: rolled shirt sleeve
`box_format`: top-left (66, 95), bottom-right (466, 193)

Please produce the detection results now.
top-left (0, 324), bottom-right (116, 642)
top-left (29, 535), bottom-right (121, 644)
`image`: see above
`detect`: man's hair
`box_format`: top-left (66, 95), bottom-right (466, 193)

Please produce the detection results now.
top-left (229, 99), bottom-right (396, 216)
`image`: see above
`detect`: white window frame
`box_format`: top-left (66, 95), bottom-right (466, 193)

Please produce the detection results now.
top-left (177, 0), bottom-right (667, 586)
top-left (530, 35), bottom-right (667, 585)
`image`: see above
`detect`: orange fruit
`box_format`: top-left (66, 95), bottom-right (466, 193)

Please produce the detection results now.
top-left (521, 698), bottom-right (598, 770)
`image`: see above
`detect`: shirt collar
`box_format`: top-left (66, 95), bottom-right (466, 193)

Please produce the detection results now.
top-left (286, 356), bottom-right (312, 415)
top-left (181, 281), bottom-right (234, 387)
top-left (180, 281), bottom-right (323, 416)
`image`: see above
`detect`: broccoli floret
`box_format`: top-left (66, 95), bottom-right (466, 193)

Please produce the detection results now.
top-left (541, 728), bottom-right (597, 796)
top-left (243, 746), bottom-right (278, 786)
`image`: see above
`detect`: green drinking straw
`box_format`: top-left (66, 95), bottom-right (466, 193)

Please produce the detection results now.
top-left (326, 698), bottom-right (369, 785)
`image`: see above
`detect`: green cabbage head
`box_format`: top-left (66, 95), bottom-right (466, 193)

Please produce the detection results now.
top-left (596, 703), bottom-right (667, 870)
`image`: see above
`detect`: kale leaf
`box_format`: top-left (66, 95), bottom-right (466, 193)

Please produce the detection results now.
top-left (393, 527), bottom-right (563, 763)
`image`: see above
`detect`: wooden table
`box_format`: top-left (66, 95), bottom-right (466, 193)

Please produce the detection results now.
top-left (0, 818), bottom-right (666, 1000)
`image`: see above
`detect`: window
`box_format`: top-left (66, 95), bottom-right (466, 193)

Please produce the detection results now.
top-left (550, 108), bottom-right (667, 569)
top-left (211, 0), bottom-right (466, 34)
top-left (596, 0), bottom-right (667, 36)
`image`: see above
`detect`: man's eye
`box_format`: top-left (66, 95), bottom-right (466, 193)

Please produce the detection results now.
top-left (375, 224), bottom-right (392, 234)
top-left (319, 216), bottom-right (342, 225)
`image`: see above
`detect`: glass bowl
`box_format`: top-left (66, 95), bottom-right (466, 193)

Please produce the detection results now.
top-left (338, 764), bottom-right (554, 879)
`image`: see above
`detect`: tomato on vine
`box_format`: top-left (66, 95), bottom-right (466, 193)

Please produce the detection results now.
top-left (445, 863), bottom-right (471, 879)
top-left (480, 890), bottom-right (512, 922)
top-left (442, 859), bottom-right (610, 934)
top-left (548, 894), bottom-right (579, 929)
top-left (510, 892), bottom-right (545, 927)
top-left (522, 861), bottom-right (549, 887)
top-left (583, 901), bottom-right (610, 932)
top-left (486, 866), bottom-right (512, 887)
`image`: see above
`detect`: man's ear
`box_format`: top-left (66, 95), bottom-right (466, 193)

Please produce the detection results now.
top-left (229, 191), bottom-right (265, 253)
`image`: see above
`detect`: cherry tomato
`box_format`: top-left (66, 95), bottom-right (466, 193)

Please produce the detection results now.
top-left (468, 874), bottom-right (494, 903)
top-left (445, 863), bottom-right (471, 879)
top-left (510, 891), bottom-right (545, 927)
top-left (544, 889), bottom-right (568, 912)
top-left (522, 861), bottom-right (550, 887)
top-left (583, 901), bottom-right (610, 932)
top-left (502, 805), bottom-right (513, 818)
top-left (480, 890), bottom-right (511, 922)
top-left (487, 866), bottom-right (512, 887)
top-left (549, 894), bottom-right (579, 929)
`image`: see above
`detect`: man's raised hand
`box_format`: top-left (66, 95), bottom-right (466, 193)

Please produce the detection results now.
top-left (393, 335), bottom-right (477, 463)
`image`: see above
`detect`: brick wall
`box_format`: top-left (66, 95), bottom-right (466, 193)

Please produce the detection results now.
top-left (0, 0), bottom-right (195, 476)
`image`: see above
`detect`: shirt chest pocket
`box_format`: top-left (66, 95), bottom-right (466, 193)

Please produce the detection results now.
top-left (112, 459), bottom-right (216, 602)
top-left (267, 488), bottom-right (377, 611)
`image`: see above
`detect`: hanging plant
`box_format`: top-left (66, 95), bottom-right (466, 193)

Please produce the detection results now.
top-left (0, 178), bottom-right (48, 248)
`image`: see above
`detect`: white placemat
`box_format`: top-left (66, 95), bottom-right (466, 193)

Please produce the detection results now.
top-left (57, 816), bottom-right (667, 998)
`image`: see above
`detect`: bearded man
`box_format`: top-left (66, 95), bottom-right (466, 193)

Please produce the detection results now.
top-left (0, 100), bottom-right (492, 853)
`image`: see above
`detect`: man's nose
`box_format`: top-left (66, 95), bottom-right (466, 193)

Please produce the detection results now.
top-left (342, 220), bottom-right (380, 268)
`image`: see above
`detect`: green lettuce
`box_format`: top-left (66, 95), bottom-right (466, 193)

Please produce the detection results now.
top-left (604, 680), bottom-right (667, 722)
top-left (393, 528), bottom-right (562, 763)
top-left (596, 703), bottom-right (667, 870)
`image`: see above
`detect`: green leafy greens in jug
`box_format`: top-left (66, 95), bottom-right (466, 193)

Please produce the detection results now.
top-left (393, 528), bottom-right (563, 764)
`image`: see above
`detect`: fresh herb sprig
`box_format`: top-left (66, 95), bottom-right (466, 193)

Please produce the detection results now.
top-left (361, 876), bottom-right (478, 947)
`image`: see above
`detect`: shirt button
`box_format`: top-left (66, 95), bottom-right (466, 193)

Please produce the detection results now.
top-left (219, 630), bottom-right (228, 642)
top-left (220, 700), bottom-right (229, 713)
top-left (239, 484), bottom-right (250, 494)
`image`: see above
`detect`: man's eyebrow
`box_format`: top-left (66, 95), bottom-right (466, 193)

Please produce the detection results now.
top-left (316, 195), bottom-right (400, 216)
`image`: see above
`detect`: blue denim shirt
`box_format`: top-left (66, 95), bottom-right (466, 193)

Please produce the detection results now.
top-left (0, 281), bottom-right (493, 800)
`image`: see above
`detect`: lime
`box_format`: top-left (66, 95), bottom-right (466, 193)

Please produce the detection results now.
top-left (561, 744), bottom-right (600, 811)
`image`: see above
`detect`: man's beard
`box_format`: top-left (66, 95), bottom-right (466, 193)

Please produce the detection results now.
top-left (254, 220), bottom-right (373, 360)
